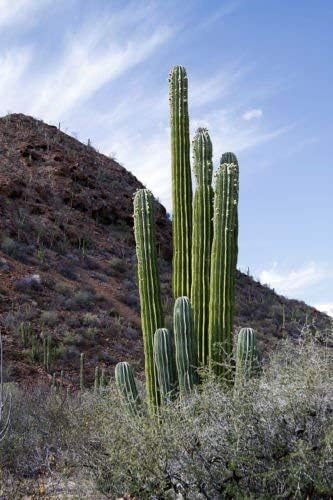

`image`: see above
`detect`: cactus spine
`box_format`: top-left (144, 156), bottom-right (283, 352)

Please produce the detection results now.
top-left (134, 189), bottom-right (164, 410)
top-left (169, 65), bottom-right (192, 299)
top-left (191, 128), bottom-right (213, 366)
top-left (115, 362), bottom-right (140, 415)
top-left (173, 297), bottom-right (197, 395)
top-left (236, 327), bottom-right (259, 379)
top-left (208, 160), bottom-right (239, 376)
top-left (153, 328), bottom-right (176, 403)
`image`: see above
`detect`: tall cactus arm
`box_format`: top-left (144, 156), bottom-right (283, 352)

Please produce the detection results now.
top-left (191, 128), bottom-right (213, 367)
top-left (208, 161), bottom-right (239, 377)
top-left (134, 189), bottom-right (164, 410)
top-left (169, 65), bottom-right (192, 299)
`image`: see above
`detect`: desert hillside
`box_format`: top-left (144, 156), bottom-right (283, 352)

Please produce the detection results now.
top-left (0, 113), bottom-right (330, 388)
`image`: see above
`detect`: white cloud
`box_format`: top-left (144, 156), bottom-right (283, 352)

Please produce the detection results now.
top-left (259, 262), bottom-right (324, 295)
top-left (0, 0), bottom-right (50, 29)
top-left (242, 108), bottom-right (263, 120)
top-left (29, 25), bottom-right (172, 120)
top-left (314, 303), bottom-right (333, 318)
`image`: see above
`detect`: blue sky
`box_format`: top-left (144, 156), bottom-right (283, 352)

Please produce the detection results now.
top-left (1, 0), bottom-right (332, 316)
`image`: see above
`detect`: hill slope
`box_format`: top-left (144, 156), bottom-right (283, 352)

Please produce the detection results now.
top-left (0, 113), bottom-right (330, 387)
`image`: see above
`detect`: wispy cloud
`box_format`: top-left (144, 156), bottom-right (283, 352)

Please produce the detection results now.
top-left (29, 24), bottom-right (172, 120)
top-left (242, 108), bottom-right (263, 120)
top-left (0, 0), bottom-right (50, 29)
top-left (259, 262), bottom-right (325, 295)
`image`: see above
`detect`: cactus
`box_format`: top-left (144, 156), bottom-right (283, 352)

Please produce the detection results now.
top-left (173, 297), bottom-right (197, 395)
top-left (94, 366), bottom-right (100, 393)
top-left (30, 334), bottom-right (41, 363)
top-left (80, 352), bottom-right (85, 391)
top-left (0, 332), bottom-right (11, 442)
top-left (43, 335), bottom-right (51, 373)
top-left (208, 160), bottom-right (239, 377)
top-left (134, 189), bottom-right (164, 410)
top-left (191, 128), bottom-right (213, 366)
top-left (100, 368), bottom-right (105, 390)
top-left (235, 327), bottom-right (259, 379)
top-left (169, 65), bottom-right (192, 299)
top-left (153, 328), bottom-right (177, 402)
top-left (221, 152), bottom-right (239, 324)
top-left (19, 321), bottom-right (32, 348)
top-left (115, 362), bottom-right (141, 415)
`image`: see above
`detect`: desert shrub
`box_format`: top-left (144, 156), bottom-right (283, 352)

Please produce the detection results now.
top-left (0, 236), bottom-right (19, 256)
top-left (0, 335), bottom-right (331, 498)
top-left (78, 334), bottom-right (332, 498)
top-left (0, 385), bottom-right (78, 477)
top-left (54, 281), bottom-right (73, 296)
top-left (40, 310), bottom-right (59, 326)
top-left (13, 274), bottom-right (42, 292)
top-left (64, 289), bottom-right (96, 311)
top-left (107, 257), bottom-right (127, 275)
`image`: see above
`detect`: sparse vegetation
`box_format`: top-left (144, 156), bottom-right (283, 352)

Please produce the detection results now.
top-left (0, 334), bottom-right (331, 497)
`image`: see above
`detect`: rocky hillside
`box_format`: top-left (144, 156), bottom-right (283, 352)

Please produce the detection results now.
top-left (0, 113), bottom-right (330, 388)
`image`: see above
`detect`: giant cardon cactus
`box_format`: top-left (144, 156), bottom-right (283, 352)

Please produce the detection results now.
top-left (134, 189), bottom-right (164, 410)
top-left (208, 159), bottom-right (239, 377)
top-left (191, 128), bottom-right (213, 367)
top-left (169, 65), bottom-right (192, 299)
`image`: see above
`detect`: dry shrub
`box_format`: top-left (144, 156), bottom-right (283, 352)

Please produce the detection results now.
top-left (79, 333), bottom-right (332, 498)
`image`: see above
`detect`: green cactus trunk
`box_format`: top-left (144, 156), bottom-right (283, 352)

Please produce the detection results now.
top-left (235, 327), bottom-right (259, 380)
top-left (208, 160), bottom-right (239, 377)
top-left (221, 153), bottom-right (239, 326)
top-left (153, 328), bottom-right (177, 403)
top-left (169, 65), bottom-right (192, 299)
top-left (191, 128), bottom-right (213, 367)
top-left (134, 189), bottom-right (164, 410)
top-left (173, 297), bottom-right (197, 395)
top-left (115, 362), bottom-right (141, 415)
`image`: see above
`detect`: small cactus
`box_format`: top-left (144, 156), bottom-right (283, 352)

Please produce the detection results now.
top-left (80, 352), bottom-right (85, 391)
top-left (153, 328), bottom-right (177, 403)
top-left (115, 362), bottom-right (141, 415)
top-left (94, 366), bottom-right (100, 393)
top-left (173, 297), bottom-right (197, 395)
top-left (236, 327), bottom-right (259, 380)
top-left (0, 332), bottom-right (11, 442)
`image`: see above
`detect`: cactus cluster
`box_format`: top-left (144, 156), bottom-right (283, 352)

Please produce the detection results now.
top-left (115, 65), bottom-right (259, 414)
